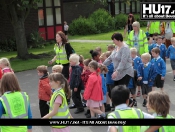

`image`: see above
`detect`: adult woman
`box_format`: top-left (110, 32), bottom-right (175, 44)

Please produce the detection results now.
top-left (127, 21), bottom-right (148, 56)
top-left (103, 33), bottom-right (133, 86)
top-left (0, 73), bottom-right (32, 132)
top-left (49, 31), bottom-right (75, 79)
top-left (124, 14), bottom-right (135, 38)
top-left (164, 21), bottom-right (175, 48)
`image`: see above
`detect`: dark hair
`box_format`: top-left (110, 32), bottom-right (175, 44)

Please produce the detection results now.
top-left (49, 73), bottom-right (71, 99)
top-left (111, 33), bottom-right (123, 42)
top-left (56, 31), bottom-right (67, 44)
top-left (153, 33), bottom-right (158, 37)
top-left (152, 47), bottom-right (160, 54)
top-left (127, 14), bottom-right (135, 25)
top-left (111, 85), bottom-right (130, 106)
top-left (89, 50), bottom-right (99, 59)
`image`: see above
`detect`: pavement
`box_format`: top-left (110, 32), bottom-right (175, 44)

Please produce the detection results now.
top-left (68, 40), bottom-right (113, 43)
top-left (15, 55), bottom-right (175, 132)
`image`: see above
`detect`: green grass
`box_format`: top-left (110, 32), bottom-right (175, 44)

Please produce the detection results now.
top-left (1, 27), bottom-right (147, 72)
top-left (69, 27), bottom-right (147, 40)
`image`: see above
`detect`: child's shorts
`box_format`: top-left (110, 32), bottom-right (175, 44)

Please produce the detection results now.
top-left (170, 59), bottom-right (175, 70)
top-left (141, 84), bottom-right (152, 95)
top-left (136, 80), bottom-right (141, 86)
top-left (102, 95), bottom-right (107, 104)
top-left (153, 74), bottom-right (164, 88)
top-left (129, 88), bottom-right (136, 95)
top-left (107, 84), bottom-right (114, 98)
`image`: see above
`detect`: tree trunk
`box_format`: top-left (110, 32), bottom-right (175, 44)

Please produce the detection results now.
top-left (13, 19), bottom-right (29, 59)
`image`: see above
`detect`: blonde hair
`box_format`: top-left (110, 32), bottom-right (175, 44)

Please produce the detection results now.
top-left (37, 65), bottom-right (48, 74)
top-left (0, 58), bottom-right (12, 69)
top-left (107, 44), bottom-right (115, 50)
top-left (148, 91), bottom-right (170, 117)
top-left (69, 53), bottom-right (80, 65)
top-left (132, 21), bottom-right (140, 29)
top-left (99, 52), bottom-right (107, 60)
top-left (106, 51), bottom-right (112, 58)
top-left (171, 37), bottom-right (175, 42)
top-left (52, 65), bottom-right (63, 73)
top-left (130, 48), bottom-right (137, 54)
top-left (141, 53), bottom-right (151, 61)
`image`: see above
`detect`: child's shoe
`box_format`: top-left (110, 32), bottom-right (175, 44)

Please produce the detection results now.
top-left (84, 109), bottom-right (90, 115)
top-left (105, 104), bottom-right (111, 112)
top-left (86, 114), bottom-right (91, 118)
top-left (133, 100), bottom-right (137, 107)
top-left (142, 99), bottom-right (147, 107)
top-left (69, 103), bottom-right (76, 109)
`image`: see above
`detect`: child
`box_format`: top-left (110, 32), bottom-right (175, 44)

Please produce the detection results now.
top-left (0, 57), bottom-right (14, 75)
top-left (95, 47), bottom-right (102, 56)
top-left (162, 36), bottom-right (166, 44)
top-left (99, 52), bottom-right (107, 63)
top-left (153, 36), bottom-right (167, 62)
top-left (107, 44), bottom-right (115, 52)
top-left (127, 70), bottom-right (138, 107)
top-left (130, 48), bottom-right (142, 97)
top-left (98, 63), bottom-right (108, 118)
top-left (151, 48), bottom-right (166, 91)
top-left (42, 73), bottom-right (72, 132)
top-left (137, 53), bottom-right (157, 107)
top-left (52, 65), bottom-right (63, 73)
top-left (0, 73), bottom-right (32, 132)
top-left (84, 61), bottom-right (105, 119)
top-left (64, 21), bottom-right (69, 40)
top-left (148, 37), bottom-right (155, 58)
top-left (152, 33), bottom-right (158, 44)
top-left (81, 59), bottom-right (92, 118)
top-left (105, 51), bottom-right (114, 112)
top-left (79, 55), bottom-right (84, 70)
top-left (37, 65), bottom-right (52, 117)
top-left (141, 91), bottom-right (175, 132)
top-left (69, 53), bottom-right (84, 113)
top-left (89, 50), bottom-right (101, 63)
top-left (166, 37), bottom-right (175, 81)
top-left (107, 85), bottom-right (159, 132)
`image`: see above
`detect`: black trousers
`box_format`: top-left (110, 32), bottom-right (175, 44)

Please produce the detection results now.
top-left (39, 100), bottom-right (49, 117)
top-left (61, 63), bottom-right (69, 80)
top-left (114, 74), bottom-right (131, 87)
top-left (72, 89), bottom-right (83, 109)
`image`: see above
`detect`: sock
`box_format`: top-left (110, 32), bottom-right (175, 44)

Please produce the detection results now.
top-left (101, 113), bottom-right (106, 117)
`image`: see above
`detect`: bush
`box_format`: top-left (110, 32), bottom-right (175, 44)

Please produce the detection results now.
top-left (89, 8), bottom-right (115, 33)
top-left (69, 16), bottom-right (98, 35)
top-left (114, 13), bottom-right (147, 30)
top-left (0, 38), bottom-right (17, 52)
top-left (28, 31), bottom-right (45, 48)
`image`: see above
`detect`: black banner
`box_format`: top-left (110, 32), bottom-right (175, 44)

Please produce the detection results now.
top-left (140, 2), bottom-right (175, 20)
top-left (0, 119), bottom-right (174, 126)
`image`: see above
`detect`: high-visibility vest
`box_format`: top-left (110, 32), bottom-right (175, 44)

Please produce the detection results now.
top-left (165, 21), bottom-right (175, 33)
top-left (49, 88), bottom-right (70, 128)
top-left (0, 92), bottom-right (29, 132)
top-left (141, 114), bottom-right (175, 132)
top-left (107, 108), bottom-right (143, 132)
top-left (149, 21), bottom-right (160, 34)
top-left (127, 29), bottom-right (149, 55)
top-left (54, 44), bottom-right (69, 64)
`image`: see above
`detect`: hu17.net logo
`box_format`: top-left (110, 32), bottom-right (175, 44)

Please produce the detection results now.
top-left (140, 2), bottom-right (175, 20)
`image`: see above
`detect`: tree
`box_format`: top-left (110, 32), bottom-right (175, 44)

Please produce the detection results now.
top-left (0, 0), bottom-right (42, 59)
top-left (88, 0), bottom-right (138, 5)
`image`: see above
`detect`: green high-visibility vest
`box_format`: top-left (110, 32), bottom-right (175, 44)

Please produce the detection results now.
top-left (127, 29), bottom-right (149, 55)
top-left (107, 108), bottom-right (144, 132)
top-left (141, 114), bottom-right (175, 132)
top-left (49, 88), bottom-right (70, 128)
top-left (0, 92), bottom-right (29, 132)
top-left (149, 21), bottom-right (160, 34)
top-left (54, 44), bottom-right (69, 64)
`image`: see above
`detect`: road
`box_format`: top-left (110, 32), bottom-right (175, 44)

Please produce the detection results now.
top-left (15, 59), bottom-right (175, 132)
